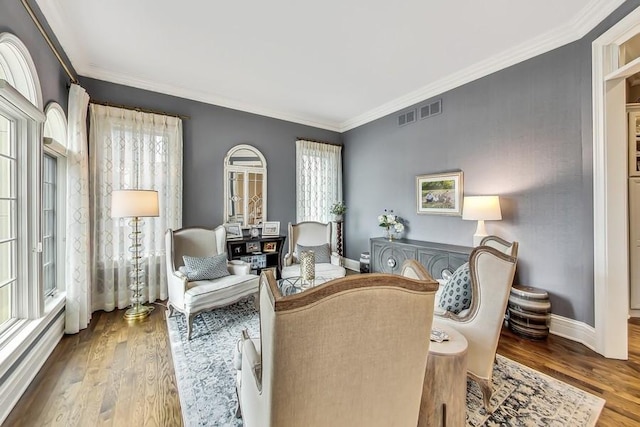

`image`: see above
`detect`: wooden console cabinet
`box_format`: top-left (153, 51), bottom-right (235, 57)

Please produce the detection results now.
top-left (227, 235), bottom-right (286, 278)
top-left (370, 237), bottom-right (472, 279)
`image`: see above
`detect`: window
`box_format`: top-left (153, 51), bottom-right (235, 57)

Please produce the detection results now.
top-left (0, 111), bottom-right (15, 328)
top-left (295, 139), bottom-right (342, 223)
top-left (42, 154), bottom-right (56, 297)
top-left (0, 81), bottom-right (44, 337)
top-left (42, 103), bottom-right (68, 299)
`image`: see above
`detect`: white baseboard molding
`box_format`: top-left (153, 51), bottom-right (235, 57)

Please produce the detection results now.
top-left (630, 309), bottom-right (640, 318)
top-left (343, 258), bottom-right (360, 272)
top-left (548, 314), bottom-right (596, 352)
top-left (0, 307), bottom-right (65, 424)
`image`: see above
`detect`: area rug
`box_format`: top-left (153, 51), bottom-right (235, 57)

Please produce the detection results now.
top-left (166, 298), bottom-right (605, 426)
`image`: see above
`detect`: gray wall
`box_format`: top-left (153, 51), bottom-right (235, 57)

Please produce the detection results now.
top-left (343, 0), bottom-right (640, 326)
top-left (79, 77), bottom-right (341, 229)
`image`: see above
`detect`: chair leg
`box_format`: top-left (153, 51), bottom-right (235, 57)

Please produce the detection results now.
top-left (187, 314), bottom-right (195, 340)
top-left (235, 388), bottom-right (242, 418)
top-left (166, 302), bottom-right (175, 318)
top-left (477, 377), bottom-right (493, 413)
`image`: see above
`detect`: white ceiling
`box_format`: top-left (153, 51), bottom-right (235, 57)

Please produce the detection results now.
top-left (36, 0), bottom-right (625, 131)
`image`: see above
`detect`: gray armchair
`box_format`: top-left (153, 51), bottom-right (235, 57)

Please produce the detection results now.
top-left (165, 226), bottom-right (259, 339)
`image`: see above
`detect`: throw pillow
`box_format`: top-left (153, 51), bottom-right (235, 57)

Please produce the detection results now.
top-left (182, 253), bottom-right (230, 281)
top-left (437, 262), bottom-right (472, 315)
top-left (295, 243), bottom-right (331, 264)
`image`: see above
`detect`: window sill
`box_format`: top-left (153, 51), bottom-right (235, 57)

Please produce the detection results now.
top-left (0, 292), bottom-right (65, 379)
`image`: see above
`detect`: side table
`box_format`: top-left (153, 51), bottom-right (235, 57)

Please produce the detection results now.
top-left (419, 321), bottom-right (468, 427)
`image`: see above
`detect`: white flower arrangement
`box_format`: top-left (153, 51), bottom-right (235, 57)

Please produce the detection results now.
top-left (378, 209), bottom-right (405, 234)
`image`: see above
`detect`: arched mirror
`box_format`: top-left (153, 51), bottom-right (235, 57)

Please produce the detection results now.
top-left (224, 144), bottom-right (267, 228)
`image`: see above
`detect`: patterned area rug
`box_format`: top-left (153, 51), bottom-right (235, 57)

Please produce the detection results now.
top-left (166, 298), bottom-right (604, 426)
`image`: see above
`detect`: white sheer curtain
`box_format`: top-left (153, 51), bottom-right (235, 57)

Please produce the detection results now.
top-left (65, 84), bottom-right (91, 334)
top-left (89, 104), bottom-right (182, 312)
top-left (295, 139), bottom-right (342, 223)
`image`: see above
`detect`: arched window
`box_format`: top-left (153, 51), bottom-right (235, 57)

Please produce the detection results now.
top-left (42, 103), bottom-right (68, 297)
top-left (0, 33), bottom-right (45, 333)
top-left (0, 32), bottom-right (43, 108)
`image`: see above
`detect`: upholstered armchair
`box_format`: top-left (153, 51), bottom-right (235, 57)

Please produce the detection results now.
top-left (281, 221), bottom-right (346, 280)
top-left (401, 246), bottom-right (517, 412)
top-left (236, 270), bottom-right (439, 427)
top-left (480, 235), bottom-right (519, 257)
top-left (165, 226), bottom-right (259, 339)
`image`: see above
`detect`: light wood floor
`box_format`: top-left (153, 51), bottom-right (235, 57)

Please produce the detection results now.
top-left (3, 305), bottom-right (639, 426)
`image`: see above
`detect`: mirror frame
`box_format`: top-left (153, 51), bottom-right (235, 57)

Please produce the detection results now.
top-left (223, 144), bottom-right (267, 228)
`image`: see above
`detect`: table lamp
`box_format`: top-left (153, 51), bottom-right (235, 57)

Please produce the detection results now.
top-left (462, 195), bottom-right (502, 246)
top-left (111, 189), bottom-right (159, 321)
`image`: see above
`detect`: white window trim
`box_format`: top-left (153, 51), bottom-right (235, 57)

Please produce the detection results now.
top-left (0, 80), bottom-right (45, 341)
top-left (43, 145), bottom-right (66, 300)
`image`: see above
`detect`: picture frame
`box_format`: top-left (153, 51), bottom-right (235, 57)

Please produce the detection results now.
top-left (246, 241), bottom-right (260, 253)
top-left (263, 241), bottom-right (277, 252)
top-left (225, 223), bottom-right (243, 240)
top-left (416, 171), bottom-right (463, 216)
top-left (262, 221), bottom-right (280, 236)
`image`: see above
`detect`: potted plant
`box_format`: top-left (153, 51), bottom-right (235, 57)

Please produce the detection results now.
top-left (330, 201), bottom-right (347, 222)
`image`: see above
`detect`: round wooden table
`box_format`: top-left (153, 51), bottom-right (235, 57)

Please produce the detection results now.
top-left (419, 321), bottom-right (468, 427)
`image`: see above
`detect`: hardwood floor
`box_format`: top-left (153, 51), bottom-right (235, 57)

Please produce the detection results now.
top-left (3, 305), bottom-right (639, 426)
top-left (3, 303), bottom-right (183, 427)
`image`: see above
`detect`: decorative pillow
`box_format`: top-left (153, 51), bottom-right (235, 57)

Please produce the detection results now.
top-left (295, 243), bottom-right (331, 264)
top-left (437, 262), bottom-right (472, 314)
top-left (182, 253), bottom-right (230, 281)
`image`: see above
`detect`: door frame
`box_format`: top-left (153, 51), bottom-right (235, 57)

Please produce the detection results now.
top-left (591, 5), bottom-right (640, 359)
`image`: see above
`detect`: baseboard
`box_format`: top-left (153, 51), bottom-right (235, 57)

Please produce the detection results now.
top-left (0, 308), bottom-right (65, 424)
top-left (343, 258), bottom-right (360, 271)
top-left (548, 314), bottom-right (596, 352)
top-left (630, 309), bottom-right (640, 318)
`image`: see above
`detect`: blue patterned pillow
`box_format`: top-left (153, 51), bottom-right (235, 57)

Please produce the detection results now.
top-left (182, 253), bottom-right (230, 281)
top-left (296, 243), bottom-right (331, 263)
top-left (437, 262), bottom-right (472, 314)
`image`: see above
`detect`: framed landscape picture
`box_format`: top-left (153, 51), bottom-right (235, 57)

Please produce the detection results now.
top-left (225, 223), bottom-right (243, 240)
top-left (262, 221), bottom-right (280, 236)
top-left (416, 171), bottom-right (463, 215)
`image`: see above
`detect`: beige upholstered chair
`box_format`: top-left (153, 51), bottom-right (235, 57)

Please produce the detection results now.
top-left (402, 246), bottom-right (517, 412)
top-left (165, 226), bottom-right (259, 339)
top-left (236, 270), bottom-right (439, 427)
top-left (480, 235), bottom-right (519, 257)
top-left (281, 221), bottom-right (346, 280)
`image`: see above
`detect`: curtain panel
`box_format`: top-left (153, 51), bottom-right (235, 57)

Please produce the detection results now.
top-left (65, 84), bottom-right (91, 334)
top-left (89, 104), bottom-right (183, 312)
top-left (295, 139), bottom-right (342, 223)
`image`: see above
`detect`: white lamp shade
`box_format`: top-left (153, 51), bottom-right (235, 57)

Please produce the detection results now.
top-left (462, 196), bottom-right (502, 221)
top-left (111, 190), bottom-right (159, 218)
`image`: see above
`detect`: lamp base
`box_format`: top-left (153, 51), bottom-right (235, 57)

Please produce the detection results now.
top-left (473, 220), bottom-right (488, 246)
top-left (124, 303), bottom-right (154, 321)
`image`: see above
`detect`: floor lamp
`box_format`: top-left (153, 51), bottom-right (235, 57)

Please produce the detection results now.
top-left (111, 189), bottom-right (159, 321)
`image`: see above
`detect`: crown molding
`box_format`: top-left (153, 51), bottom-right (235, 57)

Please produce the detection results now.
top-left (339, 0), bottom-right (628, 132)
top-left (36, 0), bottom-right (628, 133)
top-left (81, 65), bottom-right (341, 131)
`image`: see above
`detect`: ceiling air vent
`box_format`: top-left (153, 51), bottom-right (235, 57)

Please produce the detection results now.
top-left (420, 99), bottom-right (442, 120)
top-left (398, 108), bottom-right (417, 127)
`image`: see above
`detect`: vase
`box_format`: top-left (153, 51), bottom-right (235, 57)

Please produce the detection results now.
top-left (385, 227), bottom-right (395, 241)
top-left (300, 250), bottom-right (316, 282)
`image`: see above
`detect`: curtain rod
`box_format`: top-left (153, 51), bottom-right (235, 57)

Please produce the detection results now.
top-left (90, 100), bottom-right (190, 120)
top-left (21, 0), bottom-right (78, 84)
top-left (296, 137), bottom-right (342, 147)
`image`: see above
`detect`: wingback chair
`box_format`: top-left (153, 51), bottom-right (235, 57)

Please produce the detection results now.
top-left (236, 270), bottom-right (439, 427)
top-left (401, 246), bottom-right (517, 412)
top-left (480, 235), bottom-right (519, 257)
top-left (165, 226), bottom-right (259, 339)
top-left (281, 221), bottom-right (346, 280)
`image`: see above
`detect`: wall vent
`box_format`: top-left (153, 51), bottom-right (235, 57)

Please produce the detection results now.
top-left (419, 99), bottom-right (442, 120)
top-left (398, 108), bottom-right (417, 127)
